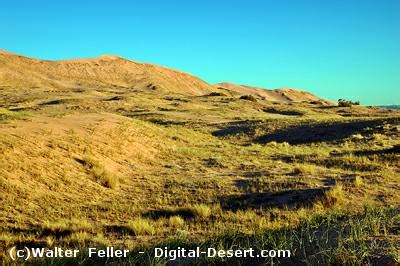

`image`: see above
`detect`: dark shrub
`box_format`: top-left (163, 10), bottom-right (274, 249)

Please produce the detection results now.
top-left (240, 95), bottom-right (257, 102)
top-left (338, 99), bottom-right (360, 107)
top-left (310, 100), bottom-right (324, 105)
top-left (207, 92), bottom-right (226, 97)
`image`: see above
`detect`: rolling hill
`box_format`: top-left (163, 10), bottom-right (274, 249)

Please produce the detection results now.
top-left (0, 50), bottom-right (325, 102)
top-left (214, 82), bottom-right (325, 102)
top-left (0, 50), bottom-right (214, 95)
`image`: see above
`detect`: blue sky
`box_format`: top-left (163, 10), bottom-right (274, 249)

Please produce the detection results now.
top-left (1, 0), bottom-right (399, 105)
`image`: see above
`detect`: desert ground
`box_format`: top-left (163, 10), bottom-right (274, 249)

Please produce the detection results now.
top-left (0, 51), bottom-right (399, 265)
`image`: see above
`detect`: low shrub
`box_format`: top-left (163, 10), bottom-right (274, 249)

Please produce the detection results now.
top-left (207, 92), bottom-right (226, 97)
top-left (240, 95), bottom-right (257, 102)
top-left (338, 99), bottom-right (360, 107)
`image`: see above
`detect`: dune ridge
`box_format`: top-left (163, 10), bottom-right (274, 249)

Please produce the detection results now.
top-left (0, 50), bottom-right (324, 102)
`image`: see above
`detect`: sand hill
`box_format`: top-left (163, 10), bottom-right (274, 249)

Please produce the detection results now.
top-left (214, 82), bottom-right (323, 102)
top-left (0, 50), bottom-right (324, 102)
top-left (0, 50), bottom-right (213, 95)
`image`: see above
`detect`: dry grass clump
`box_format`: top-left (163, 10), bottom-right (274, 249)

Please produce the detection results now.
top-left (41, 220), bottom-right (70, 233)
top-left (127, 218), bottom-right (155, 236)
top-left (204, 157), bottom-right (224, 167)
top-left (168, 216), bottom-right (185, 228)
top-left (82, 155), bottom-right (118, 188)
top-left (371, 133), bottom-right (383, 140)
top-left (190, 204), bottom-right (211, 219)
top-left (69, 219), bottom-right (92, 232)
top-left (41, 219), bottom-right (92, 239)
top-left (322, 185), bottom-right (345, 207)
top-left (350, 133), bottom-right (364, 141)
top-left (66, 232), bottom-right (90, 245)
top-left (46, 236), bottom-right (55, 247)
top-left (293, 164), bottom-right (315, 175)
top-left (353, 176), bottom-right (363, 187)
top-left (266, 141), bottom-right (278, 147)
top-left (371, 133), bottom-right (385, 145)
top-left (91, 165), bottom-right (118, 189)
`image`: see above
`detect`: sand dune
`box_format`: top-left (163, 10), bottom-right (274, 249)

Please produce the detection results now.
top-left (214, 82), bottom-right (324, 102)
top-left (0, 50), bottom-right (325, 102)
top-left (0, 51), bottom-right (213, 95)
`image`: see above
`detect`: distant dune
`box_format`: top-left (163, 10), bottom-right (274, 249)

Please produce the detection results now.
top-left (0, 50), bottom-right (325, 102)
top-left (378, 105), bottom-right (400, 110)
top-left (214, 82), bottom-right (325, 103)
top-left (0, 50), bottom-right (214, 95)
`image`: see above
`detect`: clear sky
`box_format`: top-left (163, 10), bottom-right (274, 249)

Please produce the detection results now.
top-left (1, 0), bottom-right (399, 105)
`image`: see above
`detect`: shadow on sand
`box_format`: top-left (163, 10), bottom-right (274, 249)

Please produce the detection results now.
top-left (218, 188), bottom-right (327, 211)
top-left (255, 118), bottom-right (398, 145)
top-left (213, 118), bottom-right (399, 145)
top-left (143, 208), bottom-right (196, 219)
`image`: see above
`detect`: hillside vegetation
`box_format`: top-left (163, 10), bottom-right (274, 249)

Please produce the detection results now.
top-left (0, 51), bottom-right (399, 265)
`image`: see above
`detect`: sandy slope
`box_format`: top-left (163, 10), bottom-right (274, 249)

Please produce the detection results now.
top-left (0, 50), bottom-right (213, 95)
top-left (0, 50), bottom-right (325, 102)
top-left (214, 82), bottom-right (324, 102)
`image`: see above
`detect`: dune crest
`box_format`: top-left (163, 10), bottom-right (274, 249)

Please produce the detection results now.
top-left (0, 50), bottom-right (325, 102)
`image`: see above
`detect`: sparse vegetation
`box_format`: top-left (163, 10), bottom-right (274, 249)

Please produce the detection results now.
top-left (0, 108), bottom-right (29, 121)
top-left (0, 54), bottom-right (399, 264)
top-left (6, 207), bottom-right (398, 265)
